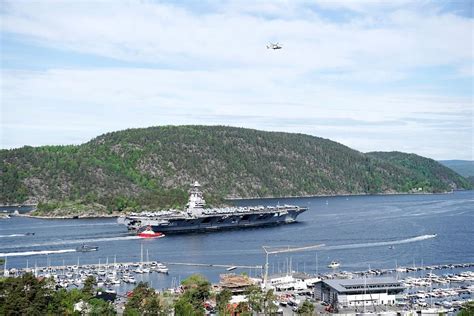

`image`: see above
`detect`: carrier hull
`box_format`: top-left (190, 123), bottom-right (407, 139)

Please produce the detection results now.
top-left (121, 208), bottom-right (306, 233)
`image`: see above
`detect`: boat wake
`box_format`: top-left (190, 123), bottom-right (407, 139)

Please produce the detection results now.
top-left (0, 234), bottom-right (30, 238)
top-left (4, 235), bottom-right (141, 249)
top-left (0, 249), bottom-right (77, 257)
top-left (322, 234), bottom-right (437, 251)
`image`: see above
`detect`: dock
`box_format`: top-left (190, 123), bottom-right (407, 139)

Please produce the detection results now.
top-left (164, 262), bottom-right (262, 269)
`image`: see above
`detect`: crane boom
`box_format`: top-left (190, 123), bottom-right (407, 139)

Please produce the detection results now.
top-left (263, 243), bottom-right (325, 254)
top-left (262, 243), bottom-right (324, 289)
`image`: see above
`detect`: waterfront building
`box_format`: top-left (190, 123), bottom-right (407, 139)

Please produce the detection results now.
top-left (314, 277), bottom-right (405, 308)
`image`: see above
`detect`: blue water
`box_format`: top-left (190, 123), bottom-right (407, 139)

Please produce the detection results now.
top-left (1, 191), bottom-right (473, 290)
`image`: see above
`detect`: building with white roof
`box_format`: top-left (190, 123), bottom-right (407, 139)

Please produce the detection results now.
top-left (314, 277), bottom-right (405, 308)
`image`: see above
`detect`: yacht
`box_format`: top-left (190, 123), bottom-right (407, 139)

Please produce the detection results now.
top-left (328, 261), bottom-right (340, 269)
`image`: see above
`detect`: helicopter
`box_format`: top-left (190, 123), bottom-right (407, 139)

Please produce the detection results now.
top-left (266, 42), bottom-right (282, 50)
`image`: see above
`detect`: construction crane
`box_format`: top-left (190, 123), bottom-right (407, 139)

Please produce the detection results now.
top-left (262, 243), bottom-right (325, 290)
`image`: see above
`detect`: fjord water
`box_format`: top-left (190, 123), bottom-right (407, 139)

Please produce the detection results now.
top-left (1, 191), bottom-right (473, 290)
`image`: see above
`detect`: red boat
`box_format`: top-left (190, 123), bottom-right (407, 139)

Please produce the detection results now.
top-left (138, 226), bottom-right (165, 238)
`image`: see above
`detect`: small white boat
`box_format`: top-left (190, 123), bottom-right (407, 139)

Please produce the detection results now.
top-left (328, 261), bottom-right (340, 269)
top-left (157, 267), bottom-right (169, 274)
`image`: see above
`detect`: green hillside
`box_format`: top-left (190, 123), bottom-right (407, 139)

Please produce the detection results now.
top-left (1, 126), bottom-right (471, 215)
top-left (367, 152), bottom-right (471, 192)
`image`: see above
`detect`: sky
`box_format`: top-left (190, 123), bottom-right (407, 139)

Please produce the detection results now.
top-left (0, 0), bottom-right (473, 160)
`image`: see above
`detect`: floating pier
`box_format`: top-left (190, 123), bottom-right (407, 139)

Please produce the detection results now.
top-left (164, 262), bottom-right (262, 269)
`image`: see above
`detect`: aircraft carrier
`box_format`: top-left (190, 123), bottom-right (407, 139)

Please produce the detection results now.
top-left (117, 181), bottom-right (307, 233)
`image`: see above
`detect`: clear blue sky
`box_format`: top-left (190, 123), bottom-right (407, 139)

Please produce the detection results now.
top-left (1, 0), bottom-right (472, 160)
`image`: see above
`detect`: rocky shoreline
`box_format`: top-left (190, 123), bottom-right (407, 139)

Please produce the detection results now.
top-left (1, 190), bottom-right (462, 220)
top-left (15, 212), bottom-right (121, 219)
top-left (225, 189), bottom-right (456, 201)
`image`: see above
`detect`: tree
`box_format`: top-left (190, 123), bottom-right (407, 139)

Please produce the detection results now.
top-left (143, 295), bottom-right (171, 316)
top-left (177, 274), bottom-right (211, 315)
top-left (0, 272), bottom-right (54, 315)
top-left (235, 301), bottom-right (251, 316)
top-left (82, 275), bottom-right (97, 298)
top-left (88, 297), bottom-right (116, 316)
top-left (124, 282), bottom-right (152, 314)
top-left (124, 282), bottom-right (170, 316)
top-left (48, 288), bottom-right (84, 314)
top-left (216, 289), bottom-right (232, 316)
top-left (245, 284), bottom-right (263, 313)
top-left (458, 301), bottom-right (474, 316)
top-left (297, 300), bottom-right (315, 315)
top-left (264, 289), bottom-right (278, 315)
top-left (174, 297), bottom-right (195, 316)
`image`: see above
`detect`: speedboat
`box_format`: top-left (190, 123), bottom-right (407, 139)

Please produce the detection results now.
top-left (328, 261), bottom-right (340, 269)
top-left (76, 244), bottom-right (99, 252)
top-left (138, 226), bottom-right (165, 238)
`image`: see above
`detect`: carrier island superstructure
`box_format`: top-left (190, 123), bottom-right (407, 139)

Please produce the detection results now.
top-left (117, 181), bottom-right (307, 233)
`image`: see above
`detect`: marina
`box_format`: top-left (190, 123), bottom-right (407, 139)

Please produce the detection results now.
top-left (2, 258), bottom-right (473, 314)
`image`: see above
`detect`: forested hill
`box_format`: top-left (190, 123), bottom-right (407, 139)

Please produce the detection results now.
top-left (1, 126), bottom-right (471, 214)
top-left (366, 151), bottom-right (471, 192)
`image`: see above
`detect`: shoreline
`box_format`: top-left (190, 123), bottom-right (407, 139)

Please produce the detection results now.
top-left (14, 213), bottom-right (120, 220)
top-left (4, 190), bottom-right (468, 220)
top-left (225, 190), bottom-right (457, 201)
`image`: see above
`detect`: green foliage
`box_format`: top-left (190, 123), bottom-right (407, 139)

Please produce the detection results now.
top-left (264, 289), bottom-right (278, 315)
top-left (82, 275), bottom-right (97, 298)
top-left (297, 300), bottom-right (315, 315)
top-left (216, 288), bottom-right (232, 315)
top-left (1, 126), bottom-right (471, 215)
top-left (176, 274), bottom-right (211, 316)
top-left (0, 272), bottom-right (114, 316)
top-left (367, 152), bottom-right (472, 192)
top-left (235, 301), bottom-right (251, 316)
top-left (88, 298), bottom-right (116, 316)
top-left (245, 284), bottom-right (264, 313)
top-left (174, 297), bottom-right (195, 316)
top-left (124, 282), bottom-right (170, 316)
top-left (47, 288), bottom-right (84, 315)
top-left (458, 300), bottom-right (474, 316)
top-left (0, 162), bottom-right (28, 203)
top-left (0, 273), bottom-right (54, 315)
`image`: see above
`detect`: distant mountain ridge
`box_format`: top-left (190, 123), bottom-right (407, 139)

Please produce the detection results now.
top-left (439, 160), bottom-right (474, 186)
top-left (1, 125), bottom-right (471, 214)
top-left (439, 160), bottom-right (474, 177)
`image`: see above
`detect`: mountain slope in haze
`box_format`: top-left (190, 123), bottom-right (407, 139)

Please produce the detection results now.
top-left (1, 126), bottom-right (471, 215)
top-left (439, 160), bottom-right (474, 177)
